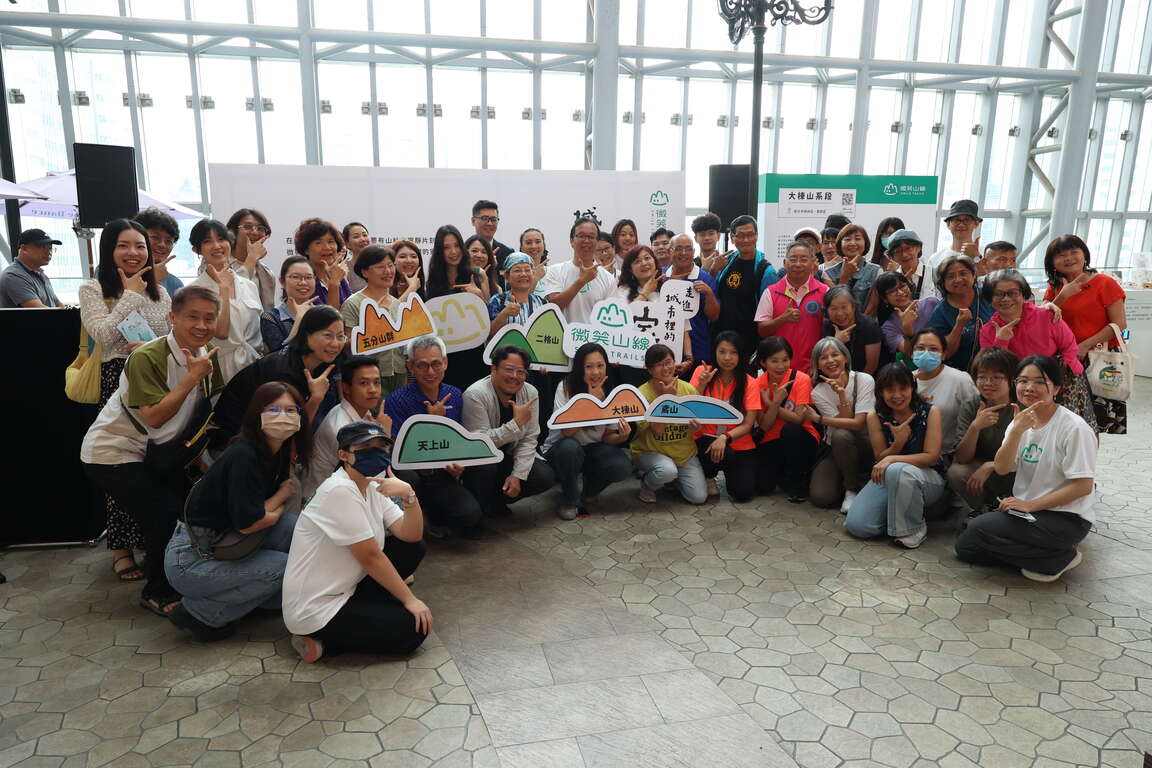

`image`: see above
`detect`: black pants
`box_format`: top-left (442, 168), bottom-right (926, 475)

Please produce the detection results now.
top-left (756, 423), bottom-right (820, 495)
top-left (312, 537), bottom-right (428, 656)
top-left (463, 454), bottom-right (555, 513)
top-left (955, 508), bottom-right (1091, 575)
top-left (695, 437), bottom-right (757, 502)
top-left (393, 469), bottom-right (483, 531)
top-left (84, 461), bottom-right (186, 600)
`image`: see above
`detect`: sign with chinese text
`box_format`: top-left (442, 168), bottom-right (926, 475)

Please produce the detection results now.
top-left (351, 294), bottom-right (436, 355)
top-left (483, 303), bottom-right (571, 372)
top-left (547, 384), bottom-right (648, 429)
top-left (563, 299), bottom-right (684, 368)
top-left (391, 415), bottom-right (502, 469)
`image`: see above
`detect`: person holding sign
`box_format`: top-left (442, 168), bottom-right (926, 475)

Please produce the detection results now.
top-left (340, 246), bottom-right (408, 396)
top-left (462, 346), bottom-right (557, 521)
top-left (754, 241), bottom-right (828, 372)
top-left (385, 335), bottom-right (482, 539)
top-left (954, 355), bottom-right (1097, 582)
top-left (665, 233), bottom-right (720, 374)
top-left (543, 343), bottom-right (635, 520)
top-left (632, 344), bottom-right (707, 505)
top-left (844, 363), bottom-right (946, 549)
top-left (427, 225), bottom-right (491, 389)
top-left (754, 337), bottom-right (820, 502)
top-left (80, 219), bottom-right (173, 584)
top-left (690, 332), bottom-right (760, 502)
top-left (539, 216), bottom-right (618, 324)
top-left (283, 420), bottom-right (431, 662)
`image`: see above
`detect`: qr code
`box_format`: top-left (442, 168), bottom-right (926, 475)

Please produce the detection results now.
top-left (841, 193), bottom-right (854, 205)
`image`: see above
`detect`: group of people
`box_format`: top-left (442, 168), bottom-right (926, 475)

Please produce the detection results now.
top-left (3, 193), bottom-right (1124, 661)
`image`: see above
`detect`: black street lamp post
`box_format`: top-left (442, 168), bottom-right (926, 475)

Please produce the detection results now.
top-left (717, 0), bottom-right (834, 216)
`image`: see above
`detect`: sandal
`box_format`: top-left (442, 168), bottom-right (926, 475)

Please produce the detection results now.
top-left (138, 595), bottom-right (180, 618)
top-left (112, 555), bottom-right (144, 582)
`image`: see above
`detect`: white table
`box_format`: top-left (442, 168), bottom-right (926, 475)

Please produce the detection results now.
top-left (1124, 288), bottom-right (1152, 378)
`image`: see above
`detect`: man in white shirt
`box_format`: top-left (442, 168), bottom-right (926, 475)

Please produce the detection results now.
top-left (927, 199), bottom-right (983, 271)
top-left (303, 355), bottom-right (386, 498)
top-left (537, 216), bottom-right (617, 323)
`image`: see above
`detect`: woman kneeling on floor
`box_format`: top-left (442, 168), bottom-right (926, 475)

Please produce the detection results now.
top-left (845, 362), bottom-right (945, 549)
top-left (283, 420), bottom-right (431, 662)
top-left (955, 354), bottom-right (1096, 582)
top-left (165, 381), bottom-right (311, 642)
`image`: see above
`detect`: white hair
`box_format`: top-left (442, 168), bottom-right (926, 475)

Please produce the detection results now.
top-left (406, 334), bottom-right (447, 359)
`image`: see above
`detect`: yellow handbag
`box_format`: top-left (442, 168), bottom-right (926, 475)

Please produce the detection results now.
top-left (64, 324), bottom-right (102, 404)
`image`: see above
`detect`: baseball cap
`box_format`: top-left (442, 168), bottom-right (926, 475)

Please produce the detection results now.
top-left (19, 228), bottom-right (62, 246)
top-left (336, 420), bottom-right (391, 451)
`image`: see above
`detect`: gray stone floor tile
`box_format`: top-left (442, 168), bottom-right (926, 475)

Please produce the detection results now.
top-left (577, 713), bottom-right (798, 767)
top-left (542, 632), bottom-right (692, 684)
top-left (452, 646), bottom-right (553, 695)
top-left (639, 669), bottom-right (741, 723)
top-left (496, 738), bottom-right (587, 768)
top-left (475, 677), bottom-right (662, 747)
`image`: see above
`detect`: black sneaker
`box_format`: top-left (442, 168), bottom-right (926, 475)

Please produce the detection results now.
top-left (168, 602), bottom-right (235, 643)
top-left (787, 489), bottom-right (809, 504)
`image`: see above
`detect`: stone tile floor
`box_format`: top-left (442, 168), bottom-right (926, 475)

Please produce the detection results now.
top-left (1, 378), bottom-right (1150, 767)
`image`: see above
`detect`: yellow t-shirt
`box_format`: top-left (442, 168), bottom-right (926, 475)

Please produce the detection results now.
top-left (631, 379), bottom-right (699, 466)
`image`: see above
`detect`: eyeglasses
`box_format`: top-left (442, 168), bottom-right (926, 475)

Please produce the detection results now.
top-left (574, 234), bottom-right (598, 241)
top-left (976, 375), bottom-right (1008, 384)
top-left (413, 360), bottom-right (445, 372)
top-left (992, 289), bottom-right (1022, 300)
top-left (263, 405), bottom-right (301, 415)
top-left (365, 262), bottom-right (394, 271)
top-left (239, 223), bottom-right (269, 235)
top-left (285, 273), bottom-right (315, 282)
top-left (943, 271), bottom-right (972, 281)
top-left (475, 215), bottom-right (499, 224)
top-left (912, 345), bottom-right (942, 353)
top-left (1015, 377), bottom-right (1050, 388)
top-left (671, 246), bottom-right (695, 253)
top-left (498, 365), bottom-right (528, 378)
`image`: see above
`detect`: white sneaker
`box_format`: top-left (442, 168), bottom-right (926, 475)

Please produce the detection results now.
top-left (706, 478), bottom-right (720, 497)
top-left (894, 529), bottom-right (927, 549)
top-left (1022, 549), bottom-right (1083, 582)
top-left (840, 490), bottom-right (857, 515)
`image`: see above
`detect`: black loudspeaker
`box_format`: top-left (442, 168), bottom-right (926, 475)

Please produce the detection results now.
top-left (708, 164), bottom-right (751, 230)
top-left (75, 142), bottom-right (140, 228)
top-left (0, 308), bottom-right (103, 545)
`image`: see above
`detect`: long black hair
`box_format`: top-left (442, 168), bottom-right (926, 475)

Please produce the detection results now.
top-left (288, 304), bottom-right (343, 359)
top-left (874, 362), bottom-right (924, 419)
top-left (873, 270), bottom-right (914, 325)
top-left (871, 216), bottom-right (905, 264)
top-left (96, 218), bottom-right (160, 301)
top-left (705, 331), bottom-right (748, 410)
top-left (564, 342), bottom-right (613, 398)
top-left (618, 245), bottom-right (660, 301)
top-left (426, 224), bottom-right (478, 298)
top-left (238, 380), bottom-right (313, 474)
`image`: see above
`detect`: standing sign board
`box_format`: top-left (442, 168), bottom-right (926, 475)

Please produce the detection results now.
top-left (757, 174), bottom-right (939, 269)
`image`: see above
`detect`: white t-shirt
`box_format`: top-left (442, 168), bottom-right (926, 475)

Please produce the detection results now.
top-left (1008, 405), bottom-right (1097, 522)
top-left (926, 247), bottom-right (960, 271)
top-left (537, 260), bottom-right (617, 323)
top-left (811, 372), bottom-right (876, 443)
top-left (282, 468), bottom-right (405, 635)
top-left (901, 261), bottom-right (940, 300)
top-left (916, 366), bottom-right (978, 453)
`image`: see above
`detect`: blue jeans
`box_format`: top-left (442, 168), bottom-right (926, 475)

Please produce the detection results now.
top-left (844, 462), bottom-right (944, 539)
top-left (545, 438), bottom-right (633, 506)
top-left (164, 511), bottom-right (297, 628)
top-left (634, 452), bottom-right (708, 505)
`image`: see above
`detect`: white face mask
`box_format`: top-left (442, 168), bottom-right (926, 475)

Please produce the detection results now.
top-left (261, 411), bottom-right (300, 440)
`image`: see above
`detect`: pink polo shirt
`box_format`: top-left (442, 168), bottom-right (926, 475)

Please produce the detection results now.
top-left (754, 275), bottom-right (829, 371)
top-left (978, 302), bottom-right (1083, 373)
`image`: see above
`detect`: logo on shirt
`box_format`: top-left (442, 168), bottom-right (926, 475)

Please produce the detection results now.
top-left (725, 271), bottom-right (742, 289)
top-left (804, 299), bottom-right (821, 315)
top-left (1020, 443), bottom-right (1043, 464)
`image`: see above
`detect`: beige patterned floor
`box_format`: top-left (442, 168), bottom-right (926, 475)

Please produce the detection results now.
top-left (1, 380), bottom-right (1149, 767)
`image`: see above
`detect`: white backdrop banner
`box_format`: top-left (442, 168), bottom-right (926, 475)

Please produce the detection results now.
top-left (208, 164), bottom-right (685, 273)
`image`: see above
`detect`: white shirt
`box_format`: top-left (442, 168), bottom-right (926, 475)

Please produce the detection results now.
top-left (927, 247), bottom-right (960, 271)
top-left (915, 366), bottom-right (978, 453)
top-left (282, 467), bottom-right (405, 635)
top-left (302, 399), bottom-right (365, 499)
top-left (1008, 406), bottom-right (1097, 522)
top-left (811, 372), bottom-right (875, 443)
top-left (899, 261), bottom-right (940, 300)
top-left (537, 260), bottom-right (617, 323)
top-left (190, 270), bottom-right (263, 383)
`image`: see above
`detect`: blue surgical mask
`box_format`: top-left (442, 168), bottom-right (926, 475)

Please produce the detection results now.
top-left (912, 351), bottom-right (942, 372)
top-left (880, 236), bottom-right (892, 249)
top-left (349, 447), bottom-right (391, 478)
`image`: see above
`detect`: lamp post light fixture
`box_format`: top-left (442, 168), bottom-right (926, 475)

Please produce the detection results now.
top-left (717, 0), bottom-right (833, 215)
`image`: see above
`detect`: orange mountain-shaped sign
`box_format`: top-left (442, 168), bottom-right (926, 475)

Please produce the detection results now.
top-left (547, 384), bottom-right (648, 429)
top-left (352, 294), bottom-right (437, 355)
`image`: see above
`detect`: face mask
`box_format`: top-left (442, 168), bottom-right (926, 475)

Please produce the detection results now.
top-left (881, 236), bottom-right (892, 249)
top-left (349, 447), bottom-right (391, 478)
top-left (912, 351), bottom-right (942, 372)
top-left (260, 411), bottom-right (300, 440)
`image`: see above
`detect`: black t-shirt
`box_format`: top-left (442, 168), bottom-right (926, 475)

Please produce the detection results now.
top-left (185, 440), bottom-right (280, 531)
top-left (822, 314), bottom-right (883, 372)
top-left (716, 258), bottom-right (759, 351)
top-left (498, 398), bottom-right (513, 428)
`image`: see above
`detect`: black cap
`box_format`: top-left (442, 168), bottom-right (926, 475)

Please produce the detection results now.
top-left (336, 419), bottom-right (391, 451)
top-left (943, 200), bottom-right (982, 222)
top-left (19, 228), bottom-right (62, 246)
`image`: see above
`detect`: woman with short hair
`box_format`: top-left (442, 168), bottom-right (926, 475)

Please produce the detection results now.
top-left (875, 271), bottom-right (940, 359)
top-left (822, 285), bottom-right (882, 375)
top-left (80, 218), bottom-right (172, 583)
top-left (260, 256), bottom-right (316, 354)
top-left (165, 381), bottom-right (311, 642)
top-left (928, 254), bottom-right (992, 372)
top-left (340, 246), bottom-right (407, 396)
top-left (295, 217), bottom-right (350, 309)
top-left (188, 218), bottom-right (262, 383)
top-left (632, 344), bottom-right (707, 505)
top-left (955, 354), bottom-right (1097, 582)
top-left (225, 208), bottom-right (277, 309)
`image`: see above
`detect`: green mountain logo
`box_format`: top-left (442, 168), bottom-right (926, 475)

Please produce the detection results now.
top-left (484, 305), bottom-right (571, 369)
top-left (649, 190), bottom-right (670, 206)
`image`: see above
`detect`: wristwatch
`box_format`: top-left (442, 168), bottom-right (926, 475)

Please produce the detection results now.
top-left (402, 492), bottom-right (418, 506)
